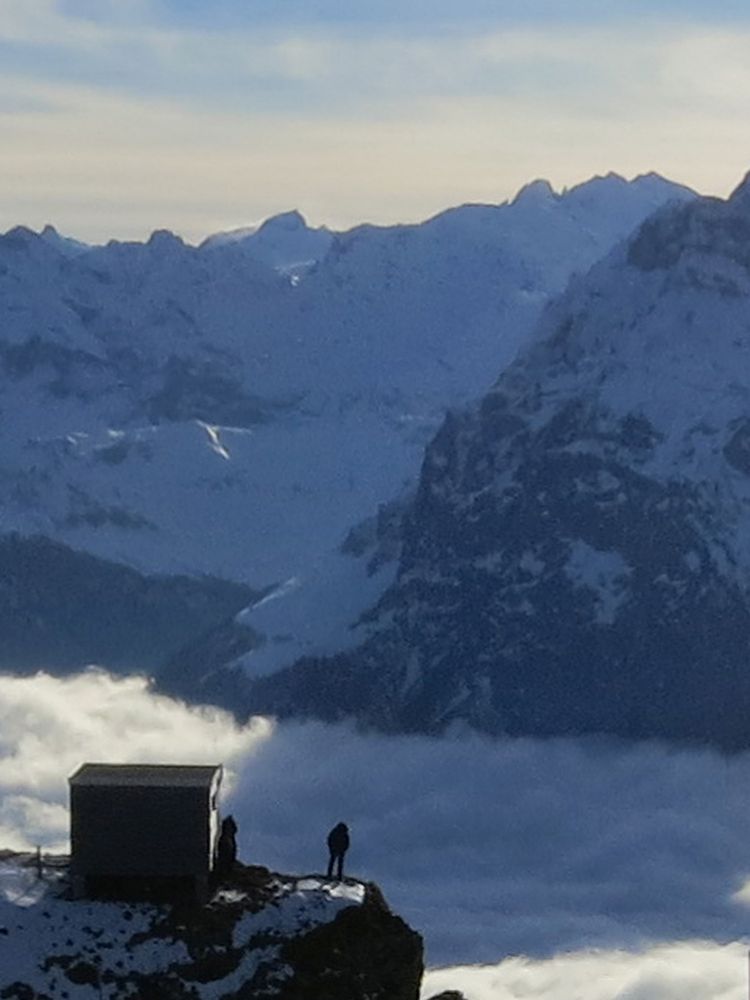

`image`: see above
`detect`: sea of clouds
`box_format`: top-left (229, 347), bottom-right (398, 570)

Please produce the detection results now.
top-left (1, 668), bottom-right (750, 1000)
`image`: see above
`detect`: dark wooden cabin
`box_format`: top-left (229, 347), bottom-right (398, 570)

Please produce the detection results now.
top-left (69, 763), bottom-right (223, 902)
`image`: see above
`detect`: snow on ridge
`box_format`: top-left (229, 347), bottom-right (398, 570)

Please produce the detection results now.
top-left (564, 541), bottom-right (632, 625)
top-left (200, 209), bottom-right (334, 274)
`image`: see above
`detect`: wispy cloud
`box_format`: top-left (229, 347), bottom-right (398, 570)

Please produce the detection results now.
top-left (2, 2), bottom-right (750, 240)
top-left (0, 6), bottom-right (729, 111)
top-left (56, 0), bottom-right (750, 31)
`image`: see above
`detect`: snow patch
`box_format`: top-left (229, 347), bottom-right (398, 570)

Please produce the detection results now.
top-left (564, 541), bottom-right (631, 625)
top-left (198, 421), bottom-right (231, 460)
top-left (236, 550), bottom-right (398, 677)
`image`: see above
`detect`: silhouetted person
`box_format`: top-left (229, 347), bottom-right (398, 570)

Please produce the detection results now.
top-left (326, 822), bottom-right (349, 880)
top-left (217, 814), bottom-right (238, 877)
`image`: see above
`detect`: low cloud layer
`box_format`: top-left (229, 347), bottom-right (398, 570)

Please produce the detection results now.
top-left (231, 723), bottom-right (750, 965)
top-left (2, 670), bottom-right (750, 999)
top-left (422, 940), bottom-right (748, 1000)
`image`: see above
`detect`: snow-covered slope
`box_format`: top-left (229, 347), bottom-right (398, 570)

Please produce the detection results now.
top-left (238, 174), bottom-right (750, 749)
top-left (0, 175), bottom-right (693, 678)
top-left (0, 854), bottom-right (422, 999)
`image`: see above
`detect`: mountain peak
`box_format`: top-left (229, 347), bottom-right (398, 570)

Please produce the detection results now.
top-left (40, 224), bottom-right (90, 258)
top-left (511, 178), bottom-right (556, 207)
top-left (147, 228), bottom-right (185, 250)
top-left (201, 209), bottom-right (333, 273)
top-left (0, 225), bottom-right (65, 260)
top-left (258, 209), bottom-right (309, 233)
top-left (630, 171), bottom-right (698, 200)
top-left (1, 224), bottom-right (39, 246)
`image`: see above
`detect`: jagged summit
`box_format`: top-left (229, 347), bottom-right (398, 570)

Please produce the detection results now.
top-left (511, 178), bottom-right (557, 206)
top-left (510, 172), bottom-right (682, 208)
top-left (257, 208), bottom-right (310, 232)
top-left (573, 170), bottom-right (627, 187)
top-left (0, 224), bottom-right (76, 267)
top-left (632, 169), bottom-right (693, 190)
top-left (147, 228), bottom-right (187, 249)
top-left (201, 209), bottom-right (333, 273)
top-left (0, 224), bottom-right (90, 259)
top-left (1, 224), bottom-right (39, 245)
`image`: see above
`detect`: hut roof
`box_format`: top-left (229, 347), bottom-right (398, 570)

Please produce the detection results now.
top-left (69, 763), bottom-right (222, 788)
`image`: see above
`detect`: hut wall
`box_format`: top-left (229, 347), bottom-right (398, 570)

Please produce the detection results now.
top-left (70, 784), bottom-right (212, 879)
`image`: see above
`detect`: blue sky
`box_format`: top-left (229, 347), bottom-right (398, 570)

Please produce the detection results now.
top-left (2, 0), bottom-right (750, 241)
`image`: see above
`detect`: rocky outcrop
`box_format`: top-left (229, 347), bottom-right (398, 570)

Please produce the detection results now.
top-left (280, 882), bottom-right (423, 1000)
top-left (0, 856), bottom-right (423, 999)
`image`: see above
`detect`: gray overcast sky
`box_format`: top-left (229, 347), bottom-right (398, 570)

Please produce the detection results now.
top-left (2, 0), bottom-right (750, 241)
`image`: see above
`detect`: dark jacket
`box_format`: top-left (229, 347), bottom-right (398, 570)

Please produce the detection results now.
top-left (327, 822), bottom-right (350, 855)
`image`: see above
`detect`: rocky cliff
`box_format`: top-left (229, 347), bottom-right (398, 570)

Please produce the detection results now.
top-left (240, 175), bottom-right (750, 749)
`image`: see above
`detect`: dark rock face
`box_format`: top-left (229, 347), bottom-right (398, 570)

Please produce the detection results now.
top-left (724, 418), bottom-right (750, 475)
top-left (246, 401), bottom-right (750, 747)
top-left (145, 355), bottom-right (274, 427)
top-left (242, 184), bottom-right (750, 750)
top-left (0, 534), bottom-right (255, 674)
top-left (157, 617), bottom-right (261, 707)
top-left (280, 883), bottom-right (423, 1000)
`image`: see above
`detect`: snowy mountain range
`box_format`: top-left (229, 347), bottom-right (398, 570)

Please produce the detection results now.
top-left (238, 173), bottom-right (750, 749)
top-left (0, 172), bottom-right (693, 679)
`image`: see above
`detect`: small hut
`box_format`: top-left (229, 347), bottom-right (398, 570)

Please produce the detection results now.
top-left (69, 763), bottom-right (223, 902)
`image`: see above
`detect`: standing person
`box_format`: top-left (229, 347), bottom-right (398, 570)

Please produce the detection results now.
top-left (216, 814), bottom-right (238, 877)
top-left (326, 822), bottom-right (349, 880)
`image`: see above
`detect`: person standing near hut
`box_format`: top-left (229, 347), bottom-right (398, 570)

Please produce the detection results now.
top-left (216, 814), bottom-right (238, 877)
top-left (326, 822), bottom-right (349, 880)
